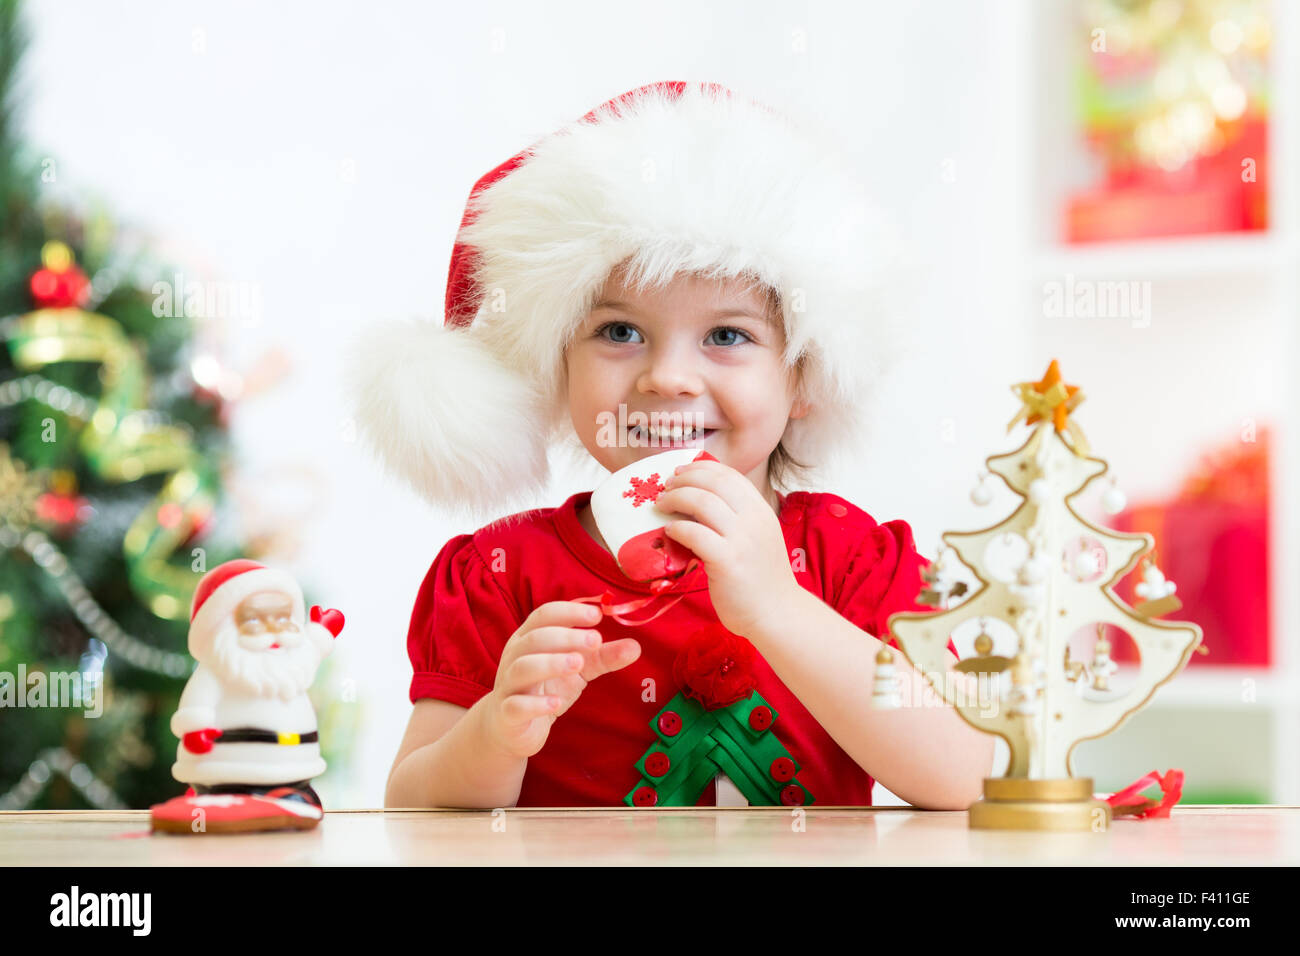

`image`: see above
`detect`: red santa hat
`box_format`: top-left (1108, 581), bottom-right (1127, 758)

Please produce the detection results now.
top-left (188, 559), bottom-right (304, 660)
top-left (349, 81), bottom-right (897, 517)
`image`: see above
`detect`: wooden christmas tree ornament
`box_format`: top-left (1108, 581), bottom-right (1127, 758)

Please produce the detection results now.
top-left (885, 360), bottom-right (1204, 831)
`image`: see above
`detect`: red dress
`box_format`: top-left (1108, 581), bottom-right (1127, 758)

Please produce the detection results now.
top-left (406, 490), bottom-right (951, 807)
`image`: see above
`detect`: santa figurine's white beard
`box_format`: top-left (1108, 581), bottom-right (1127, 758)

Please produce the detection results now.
top-left (209, 622), bottom-right (322, 701)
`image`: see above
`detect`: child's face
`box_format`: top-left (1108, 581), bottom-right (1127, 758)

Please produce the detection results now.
top-left (564, 264), bottom-right (809, 495)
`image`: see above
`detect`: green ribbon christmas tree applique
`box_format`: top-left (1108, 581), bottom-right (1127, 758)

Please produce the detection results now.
top-left (624, 622), bottom-right (815, 807)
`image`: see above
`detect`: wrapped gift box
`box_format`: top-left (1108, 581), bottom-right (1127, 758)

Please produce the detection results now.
top-left (1108, 429), bottom-right (1270, 667)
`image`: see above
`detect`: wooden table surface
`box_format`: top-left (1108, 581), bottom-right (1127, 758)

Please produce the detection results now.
top-left (2, 806), bottom-right (1297, 866)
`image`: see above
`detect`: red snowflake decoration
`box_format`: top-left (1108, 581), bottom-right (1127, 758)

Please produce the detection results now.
top-left (623, 473), bottom-right (665, 507)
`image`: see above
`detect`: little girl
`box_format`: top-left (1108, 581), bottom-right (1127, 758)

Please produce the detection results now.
top-left (353, 81), bottom-right (993, 809)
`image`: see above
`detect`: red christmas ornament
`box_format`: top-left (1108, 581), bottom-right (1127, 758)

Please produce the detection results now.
top-left (35, 492), bottom-right (90, 528)
top-left (157, 502), bottom-right (184, 529)
top-left (179, 506), bottom-right (215, 548)
top-left (672, 622), bottom-right (758, 711)
top-left (29, 264), bottom-right (91, 309)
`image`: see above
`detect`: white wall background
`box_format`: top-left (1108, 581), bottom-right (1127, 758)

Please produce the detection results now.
top-left (18, 0), bottom-right (1275, 807)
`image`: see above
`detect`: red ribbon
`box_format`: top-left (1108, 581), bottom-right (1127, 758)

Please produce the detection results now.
top-left (1104, 769), bottom-right (1184, 819)
top-left (574, 559), bottom-right (703, 626)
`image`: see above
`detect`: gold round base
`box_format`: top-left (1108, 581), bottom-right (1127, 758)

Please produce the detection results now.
top-left (969, 778), bottom-right (1112, 831)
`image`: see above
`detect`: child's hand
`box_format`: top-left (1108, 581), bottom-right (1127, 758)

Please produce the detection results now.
top-left (483, 600), bottom-right (641, 759)
top-left (658, 458), bottom-right (801, 639)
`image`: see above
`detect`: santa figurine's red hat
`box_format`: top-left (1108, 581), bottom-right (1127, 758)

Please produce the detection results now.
top-left (188, 559), bottom-right (306, 660)
top-left (349, 81), bottom-right (898, 518)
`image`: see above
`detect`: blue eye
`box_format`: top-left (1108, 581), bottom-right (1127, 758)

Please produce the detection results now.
top-left (597, 322), bottom-right (643, 344)
top-left (594, 323), bottom-right (752, 347)
top-left (707, 327), bottom-right (752, 347)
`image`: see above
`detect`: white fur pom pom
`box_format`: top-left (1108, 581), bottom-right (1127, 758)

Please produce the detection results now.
top-left (347, 317), bottom-right (552, 518)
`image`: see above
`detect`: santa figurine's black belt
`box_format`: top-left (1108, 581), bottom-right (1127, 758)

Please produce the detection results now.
top-left (216, 727), bottom-right (319, 745)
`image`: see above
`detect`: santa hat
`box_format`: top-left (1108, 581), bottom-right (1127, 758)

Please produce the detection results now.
top-left (188, 559), bottom-right (305, 660)
top-left (349, 81), bottom-right (897, 518)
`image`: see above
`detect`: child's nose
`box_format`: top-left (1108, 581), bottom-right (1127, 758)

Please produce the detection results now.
top-left (636, 346), bottom-right (704, 397)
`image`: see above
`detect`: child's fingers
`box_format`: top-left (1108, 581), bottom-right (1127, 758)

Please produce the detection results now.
top-left (504, 651), bottom-right (586, 692)
top-left (585, 637), bottom-right (641, 678)
top-left (540, 671), bottom-right (589, 714)
top-left (519, 625), bottom-right (604, 654)
top-left (662, 519), bottom-right (726, 564)
top-left (502, 602), bottom-right (601, 669)
top-left (656, 486), bottom-right (736, 535)
top-left (522, 600), bottom-right (603, 631)
top-left (496, 692), bottom-right (563, 729)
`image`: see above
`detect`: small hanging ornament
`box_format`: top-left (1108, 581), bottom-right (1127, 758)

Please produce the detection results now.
top-left (29, 240), bottom-right (91, 309)
top-left (1007, 555), bottom-right (1048, 610)
top-left (178, 505), bottom-right (215, 549)
top-left (1027, 478), bottom-right (1050, 504)
top-left (1007, 651), bottom-right (1039, 717)
top-left (970, 471), bottom-right (994, 506)
top-left (1102, 477), bottom-right (1127, 515)
top-left (1073, 549), bottom-right (1102, 581)
top-left (1063, 535), bottom-right (1108, 583)
top-left (48, 469), bottom-right (78, 496)
top-left (34, 491), bottom-right (92, 531)
top-left (984, 531), bottom-right (1030, 582)
top-left (1018, 554), bottom-right (1048, 585)
top-left (871, 645), bottom-right (902, 709)
top-left (1090, 625), bottom-right (1119, 692)
top-left (1133, 555), bottom-right (1181, 618)
top-left (1064, 644), bottom-right (1086, 686)
top-left (918, 545), bottom-right (968, 607)
top-left (954, 618), bottom-right (1013, 675)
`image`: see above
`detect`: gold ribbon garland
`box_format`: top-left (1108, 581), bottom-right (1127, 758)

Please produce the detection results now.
top-left (4, 307), bottom-right (215, 621)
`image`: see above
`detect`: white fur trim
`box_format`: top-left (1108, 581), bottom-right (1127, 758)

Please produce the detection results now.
top-left (347, 317), bottom-right (552, 520)
top-left (357, 83), bottom-right (899, 513)
top-left (189, 567), bottom-right (303, 661)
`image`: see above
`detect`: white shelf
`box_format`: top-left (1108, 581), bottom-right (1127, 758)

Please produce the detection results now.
top-left (1034, 233), bottom-right (1296, 281)
top-left (1131, 665), bottom-right (1298, 710)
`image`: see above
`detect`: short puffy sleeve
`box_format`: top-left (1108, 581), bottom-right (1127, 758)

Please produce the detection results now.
top-left (835, 519), bottom-right (958, 659)
top-left (406, 534), bottom-right (522, 708)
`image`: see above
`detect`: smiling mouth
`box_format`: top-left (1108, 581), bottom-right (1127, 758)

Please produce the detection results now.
top-left (627, 424), bottom-right (716, 446)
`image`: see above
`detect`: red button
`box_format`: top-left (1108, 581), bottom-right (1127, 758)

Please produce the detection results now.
top-left (633, 786), bottom-right (658, 807)
top-left (645, 752), bottom-right (671, 777)
top-left (657, 711), bottom-right (681, 736)
top-left (770, 757), bottom-right (796, 782)
top-left (780, 784), bottom-right (805, 806)
top-left (748, 706), bottom-right (773, 731)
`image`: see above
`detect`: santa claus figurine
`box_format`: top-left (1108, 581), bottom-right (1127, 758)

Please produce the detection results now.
top-left (150, 559), bottom-right (344, 835)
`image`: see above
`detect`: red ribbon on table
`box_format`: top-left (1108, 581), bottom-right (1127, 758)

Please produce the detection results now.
top-left (574, 558), bottom-right (703, 626)
top-left (1104, 769), bottom-right (1184, 819)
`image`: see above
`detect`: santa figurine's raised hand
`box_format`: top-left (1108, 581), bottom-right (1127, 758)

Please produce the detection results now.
top-left (150, 559), bottom-right (344, 835)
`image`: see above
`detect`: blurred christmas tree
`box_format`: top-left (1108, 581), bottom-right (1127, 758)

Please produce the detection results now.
top-left (0, 0), bottom-right (353, 808)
